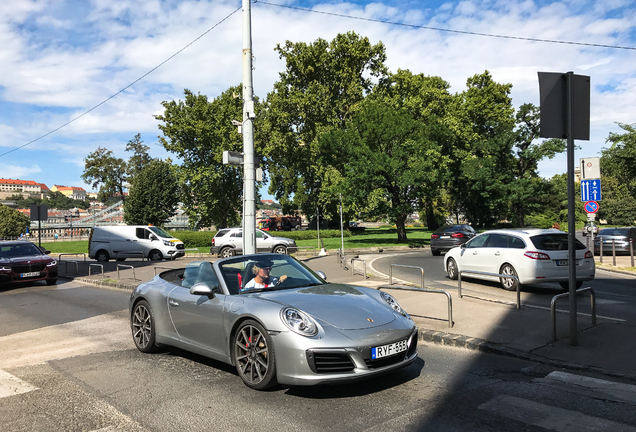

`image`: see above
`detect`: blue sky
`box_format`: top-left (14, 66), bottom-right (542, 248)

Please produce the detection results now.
top-left (1, 0), bottom-right (635, 201)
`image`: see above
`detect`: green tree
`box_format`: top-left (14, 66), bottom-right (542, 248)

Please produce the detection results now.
top-left (126, 133), bottom-right (152, 183)
top-left (318, 101), bottom-right (447, 241)
top-left (156, 87), bottom-right (246, 229)
top-left (508, 103), bottom-right (566, 226)
top-left (601, 123), bottom-right (636, 197)
top-left (449, 71), bottom-right (516, 227)
top-left (82, 147), bottom-right (127, 203)
top-left (123, 159), bottom-right (179, 226)
top-left (261, 32), bottom-right (388, 217)
top-left (0, 204), bottom-right (31, 237)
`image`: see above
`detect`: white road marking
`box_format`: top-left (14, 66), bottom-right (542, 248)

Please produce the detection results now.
top-left (479, 394), bottom-right (636, 432)
top-left (0, 369), bottom-right (38, 398)
top-left (541, 371), bottom-right (636, 405)
top-left (0, 310), bottom-right (134, 369)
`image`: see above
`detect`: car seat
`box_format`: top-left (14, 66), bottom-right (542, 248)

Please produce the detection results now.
top-left (182, 261), bottom-right (206, 288)
top-left (241, 262), bottom-right (256, 290)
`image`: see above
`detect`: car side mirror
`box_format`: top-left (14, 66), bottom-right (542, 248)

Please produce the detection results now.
top-left (460, 244), bottom-right (467, 249)
top-left (316, 271), bottom-right (327, 281)
top-left (150, 235), bottom-right (157, 241)
top-left (190, 282), bottom-right (215, 298)
top-left (44, 250), bottom-right (51, 254)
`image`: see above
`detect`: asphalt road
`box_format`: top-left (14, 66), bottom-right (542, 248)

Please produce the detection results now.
top-left (369, 235), bottom-right (635, 324)
top-left (2, 280), bottom-right (636, 431)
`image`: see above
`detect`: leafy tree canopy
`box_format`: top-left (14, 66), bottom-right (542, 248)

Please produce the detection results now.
top-left (124, 159), bottom-right (179, 226)
top-left (0, 204), bottom-right (31, 237)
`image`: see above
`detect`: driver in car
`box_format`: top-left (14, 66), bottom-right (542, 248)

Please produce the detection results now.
top-left (243, 261), bottom-right (287, 290)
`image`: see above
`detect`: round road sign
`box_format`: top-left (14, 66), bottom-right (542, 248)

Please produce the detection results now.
top-left (584, 201), bottom-right (599, 213)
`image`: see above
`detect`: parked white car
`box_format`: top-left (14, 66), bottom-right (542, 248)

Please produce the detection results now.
top-left (210, 227), bottom-right (298, 258)
top-left (443, 228), bottom-right (595, 291)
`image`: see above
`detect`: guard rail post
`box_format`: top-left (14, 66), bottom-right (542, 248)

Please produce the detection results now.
top-left (88, 264), bottom-right (104, 278)
top-left (351, 258), bottom-right (367, 279)
top-left (376, 286), bottom-right (453, 328)
top-left (631, 239), bottom-right (634, 267)
top-left (551, 287), bottom-right (596, 342)
top-left (612, 239), bottom-right (616, 266)
top-left (116, 264), bottom-right (137, 281)
top-left (64, 261), bottom-right (79, 275)
top-left (154, 266), bottom-right (175, 276)
top-left (458, 270), bottom-right (521, 310)
top-left (390, 264), bottom-right (425, 290)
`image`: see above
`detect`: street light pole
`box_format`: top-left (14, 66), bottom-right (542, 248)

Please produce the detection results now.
top-left (242, 0), bottom-right (256, 255)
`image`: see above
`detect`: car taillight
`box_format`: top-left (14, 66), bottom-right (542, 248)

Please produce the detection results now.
top-left (431, 234), bottom-right (439, 239)
top-left (211, 239), bottom-right (215, 246)
top-left (585, 251), bottom-right (593, 258)
top-left (524, 251), bottom-right (550, 260)
top-left (451, 233), bottom-right (464, 238)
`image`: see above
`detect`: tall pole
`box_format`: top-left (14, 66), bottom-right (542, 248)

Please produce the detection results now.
top-left (242, 0), bottom-right (256, 255)
top-left (565, 72), bottom-right (578, 346)
top-left (339, 194), bottom-right (344, 253)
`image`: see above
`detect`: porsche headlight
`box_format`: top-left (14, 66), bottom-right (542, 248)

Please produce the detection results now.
top-left (381, 291), bottom-right (408, 317)
top-left (281, 308), bottom-right (318, 337)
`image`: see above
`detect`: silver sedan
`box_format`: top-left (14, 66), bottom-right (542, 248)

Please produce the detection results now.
top-left (129, 253), bottom-right (418, 390)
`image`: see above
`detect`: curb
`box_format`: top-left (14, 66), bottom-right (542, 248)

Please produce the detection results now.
top-left (417, 329), bottom-right (636, 383)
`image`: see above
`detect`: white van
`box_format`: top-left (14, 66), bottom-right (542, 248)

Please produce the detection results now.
top-left (89, 226), bottom-right (185, 262)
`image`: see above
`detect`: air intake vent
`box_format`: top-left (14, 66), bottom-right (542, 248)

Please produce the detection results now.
top-left (307, 351), bottom-right (355, 373)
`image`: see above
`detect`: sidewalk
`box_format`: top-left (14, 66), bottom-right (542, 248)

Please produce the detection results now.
top-left (58, 251), bottom-right (636, 382)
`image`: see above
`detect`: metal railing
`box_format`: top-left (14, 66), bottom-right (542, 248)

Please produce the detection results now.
top-left (376, 286), bottom-right (453, 328)
top-left (351, 258), bottom-right (367, 279)
top-left (154, 266), bottom-right (176, 276)
top-left (550, 287), bottom-right (596, 342)
top-left (58, 253), bottom-right (87, 263)
top-left (458, 270), bottom-right (521, 310)
top-left (183, 248), bottom-right (202, 257)
top-left (598, 238), bottom-right (635, 267)
top-left (63, 261), bottom-right (79, 275)
top-left (88, 264), bottom-right (104, 278)
top-left (115, 251), bottom-right (145, 261)
top-left (390, 264), bottom-right (425, 290)
top-left (117, 264), bottom-right (137, 281)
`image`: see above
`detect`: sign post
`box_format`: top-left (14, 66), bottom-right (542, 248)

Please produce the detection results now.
top-left (29, 204), bottom-right (48, 248)
top-left (539, 71), bottom-right (590, 346)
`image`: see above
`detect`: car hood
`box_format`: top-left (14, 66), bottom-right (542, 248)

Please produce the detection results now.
top-left (251, 283), bottom-right (395, 330)
top-left (0, 255), bottom-right (52, 265)
top-left (269, 235), bottom-right (296, 244)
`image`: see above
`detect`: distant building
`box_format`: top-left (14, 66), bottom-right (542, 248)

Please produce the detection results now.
top-left (0, 178), bottom-right (50, 199)
top-left (51, 185), bottom-right (87, 200)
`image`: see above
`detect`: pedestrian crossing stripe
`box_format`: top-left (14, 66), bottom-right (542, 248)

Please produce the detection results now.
top-left (0, 369), bottom-right (38, 398)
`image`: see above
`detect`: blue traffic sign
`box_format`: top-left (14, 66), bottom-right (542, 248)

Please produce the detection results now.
top-left (581, 179), bottom-right (601, 202)
top-left (584, 201), bottom-right (599, 213)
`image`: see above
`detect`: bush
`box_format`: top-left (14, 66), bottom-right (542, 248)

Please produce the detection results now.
top-left (171, 231), bottom-right (216, 248)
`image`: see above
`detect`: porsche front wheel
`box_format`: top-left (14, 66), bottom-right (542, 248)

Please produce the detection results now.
top-left (131, 300), bottom-right (159, 353)
top-left (233, 320), bottom-right (277, 390)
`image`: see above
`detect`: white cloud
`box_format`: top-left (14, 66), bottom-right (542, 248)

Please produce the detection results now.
top-left (0, 163), bottom-right (42, 179)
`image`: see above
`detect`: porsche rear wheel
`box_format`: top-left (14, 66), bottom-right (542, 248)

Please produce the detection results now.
top-left (131, 300), bottom-right (158, 353)
top-left (233, 320), bottom-right (277, 390)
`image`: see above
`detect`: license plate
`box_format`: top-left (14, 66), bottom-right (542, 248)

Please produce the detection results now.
top-left (371, 339), bottom-right (408, 359)
top-left (441, 236), bottom-right (451, 239)
top-left (555, 260), bottom-right (579, 266)
top-left (20, 271), bottom-right (40, 277)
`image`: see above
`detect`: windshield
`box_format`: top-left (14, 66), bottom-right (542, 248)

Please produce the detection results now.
top-left (0, 243), bottom-right (44, 258)
top-left (598, 228), bottom-right (628, 236)
top-left (218, 254), bottom-right (325, 295)
top-left (148, 226), bottom-right (173, 239)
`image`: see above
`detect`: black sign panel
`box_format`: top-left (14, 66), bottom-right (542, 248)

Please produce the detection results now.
top-left (538, 72), bottom-right (590, 140)
top-left (29, 204), bottom-right (48, 221)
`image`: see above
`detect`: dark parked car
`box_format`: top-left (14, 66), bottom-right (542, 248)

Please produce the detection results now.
top-left (0, 241), bottom-right (58, 287)
top-left (594, 227), bottom-right (636, 255)
top-left (430, 224), bottom-right (477, 256)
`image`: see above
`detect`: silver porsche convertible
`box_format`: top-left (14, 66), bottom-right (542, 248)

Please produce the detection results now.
top-left (129, 253), bottom-right (418, 390)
